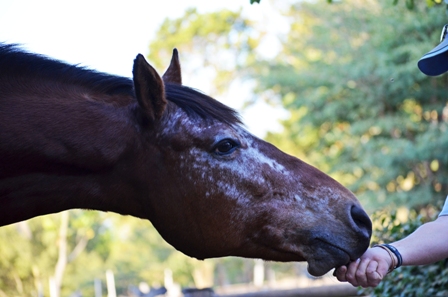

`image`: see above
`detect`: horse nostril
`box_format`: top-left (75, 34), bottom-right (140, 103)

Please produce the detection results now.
top-left (350, 205), bottom-right (372, 238)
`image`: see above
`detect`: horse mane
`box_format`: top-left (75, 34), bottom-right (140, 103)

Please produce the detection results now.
top-left (165, 84), bottom-right (242, 126)
top-left (0, 43), bottom-right (242, 126)
top-left (0, 43), bottom-right (134, 97)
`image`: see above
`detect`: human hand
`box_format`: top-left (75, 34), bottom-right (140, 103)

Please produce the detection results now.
top-left (334, 247), bottom-right (392, 287)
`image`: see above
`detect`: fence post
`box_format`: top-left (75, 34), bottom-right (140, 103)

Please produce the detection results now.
top-left (106, 270), bottom-right (116, 297)
top-left (253, 259), bottom-right (264, 288)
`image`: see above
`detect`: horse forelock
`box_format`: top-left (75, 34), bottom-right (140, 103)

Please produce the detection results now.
top-left (164, 83), bottom-right (242, 127)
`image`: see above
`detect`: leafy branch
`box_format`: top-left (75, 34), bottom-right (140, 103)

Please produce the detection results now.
top-left (253, 0), bottom-right (444, 9)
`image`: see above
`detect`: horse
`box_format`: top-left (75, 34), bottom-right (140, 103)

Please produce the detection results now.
top-left (0, 44), bottom-right (371, 276)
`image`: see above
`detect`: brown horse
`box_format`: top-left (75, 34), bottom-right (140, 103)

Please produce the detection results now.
top-left (0, 44), bottom-right (371, 276)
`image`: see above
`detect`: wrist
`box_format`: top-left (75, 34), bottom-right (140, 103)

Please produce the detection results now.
top-left (372, 244), bottom-right (402, 273)
top-left (383, 244), bottom-right (403, 268)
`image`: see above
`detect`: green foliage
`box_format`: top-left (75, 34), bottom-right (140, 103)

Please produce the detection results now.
top-left (394, 0), bottom-right (444, 9)
top-left (252, 0), bottom-right (448, 212)
top-left (0, 212), bottom-right (204, 296)
top-left (148, 8), bottom-right (261, 95)
top-left (326, 0), bottom-right (443, 8)
top-left (360, 209), bottom-right (448, 296)
top-left (0, 212), bottom-right (108, 296)
top-left (103, 215), bottom-right (200, 292)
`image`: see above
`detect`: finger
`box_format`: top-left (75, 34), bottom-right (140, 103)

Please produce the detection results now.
top-left (354, 258), bottom-right (370, 287)
top-left (345, 258), bottom-right (361, 286)
top-left (377, 259), bottom-right (391, 279)
top-left (334, 266), bottom-right (348, 282)
top-left (365, 260), bottom-right (383, 287)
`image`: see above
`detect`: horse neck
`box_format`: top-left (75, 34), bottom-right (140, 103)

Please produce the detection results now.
top-left (0, 81), bottom-right (149, 226)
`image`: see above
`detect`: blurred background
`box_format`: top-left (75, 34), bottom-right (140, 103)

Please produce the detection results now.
top-left (1, 0), bottom-right (448, 296)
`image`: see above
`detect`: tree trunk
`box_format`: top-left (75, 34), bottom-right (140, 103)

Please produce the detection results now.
top-left (51, 211), bottom-right (69, 297)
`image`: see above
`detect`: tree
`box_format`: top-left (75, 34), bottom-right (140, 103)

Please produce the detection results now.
top-left (253, 0), bottom-right (445, 8)
top-left (386, 0), bottom-right (443, 9)
top-left (250, 0), bottom-right (448, 212)
top-left (0, 211), bottom-right (111, 296)
top-left (148, 8), bottom-right (261, 96)
top-left (326, 0), bottom-right (443, 9)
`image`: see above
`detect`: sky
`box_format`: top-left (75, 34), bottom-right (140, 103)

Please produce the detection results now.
top-left (0, 0), bottom-right (289, 137)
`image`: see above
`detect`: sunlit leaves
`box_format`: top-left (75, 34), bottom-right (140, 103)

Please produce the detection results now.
top-left (148, 8), bottom-right (261, 95)
top-left (252, 0), bottom-right (448, 212)
top-left (396, 0), bottom-right (444, 9)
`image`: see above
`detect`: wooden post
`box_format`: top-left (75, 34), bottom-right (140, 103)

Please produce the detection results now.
top-left (106, 270), bottom-right (116, 297)
top-left (253, 259), bottom-right (264, 288)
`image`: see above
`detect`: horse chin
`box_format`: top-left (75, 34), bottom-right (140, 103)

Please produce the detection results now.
top-left (305, 243), bottom-right (351, 277)
top-left (306, 258), bottom-right (345, 277)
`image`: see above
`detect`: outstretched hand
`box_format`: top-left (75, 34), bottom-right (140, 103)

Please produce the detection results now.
top-left (334, 247), bottom-right (392, 288)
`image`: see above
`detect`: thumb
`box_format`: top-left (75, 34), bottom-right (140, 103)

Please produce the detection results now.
top-left (377, 259), bottom-right (390, 277)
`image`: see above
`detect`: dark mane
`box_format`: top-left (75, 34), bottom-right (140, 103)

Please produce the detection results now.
top-left (165, 84), bottom-right (242, 126)
top-left (0, 44), bottom-right (134, 97)
top-left (0, 43), bottom-right (241, 125)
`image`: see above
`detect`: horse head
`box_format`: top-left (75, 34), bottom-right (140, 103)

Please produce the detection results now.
top-left (131, 50), bottom-right (371, 276)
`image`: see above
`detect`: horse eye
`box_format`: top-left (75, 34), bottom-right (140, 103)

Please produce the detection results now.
top-left (213, 139), bottom-right (239, 155)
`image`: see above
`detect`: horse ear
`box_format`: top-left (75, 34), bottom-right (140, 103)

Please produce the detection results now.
top-left (162, 48), bottom-right (182, 85)
top-left (132, 54), bottom-right (167, 123)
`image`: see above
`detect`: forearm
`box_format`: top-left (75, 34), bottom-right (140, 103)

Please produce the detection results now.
top-left (391, 216), bottom-right (448, 266)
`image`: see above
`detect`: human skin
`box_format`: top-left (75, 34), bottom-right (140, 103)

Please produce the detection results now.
top-left (334, 215), bottom-right (448, 288)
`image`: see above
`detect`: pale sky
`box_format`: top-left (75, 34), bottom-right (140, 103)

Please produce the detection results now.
top-left (0, 0), bottom-right (289, 137)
